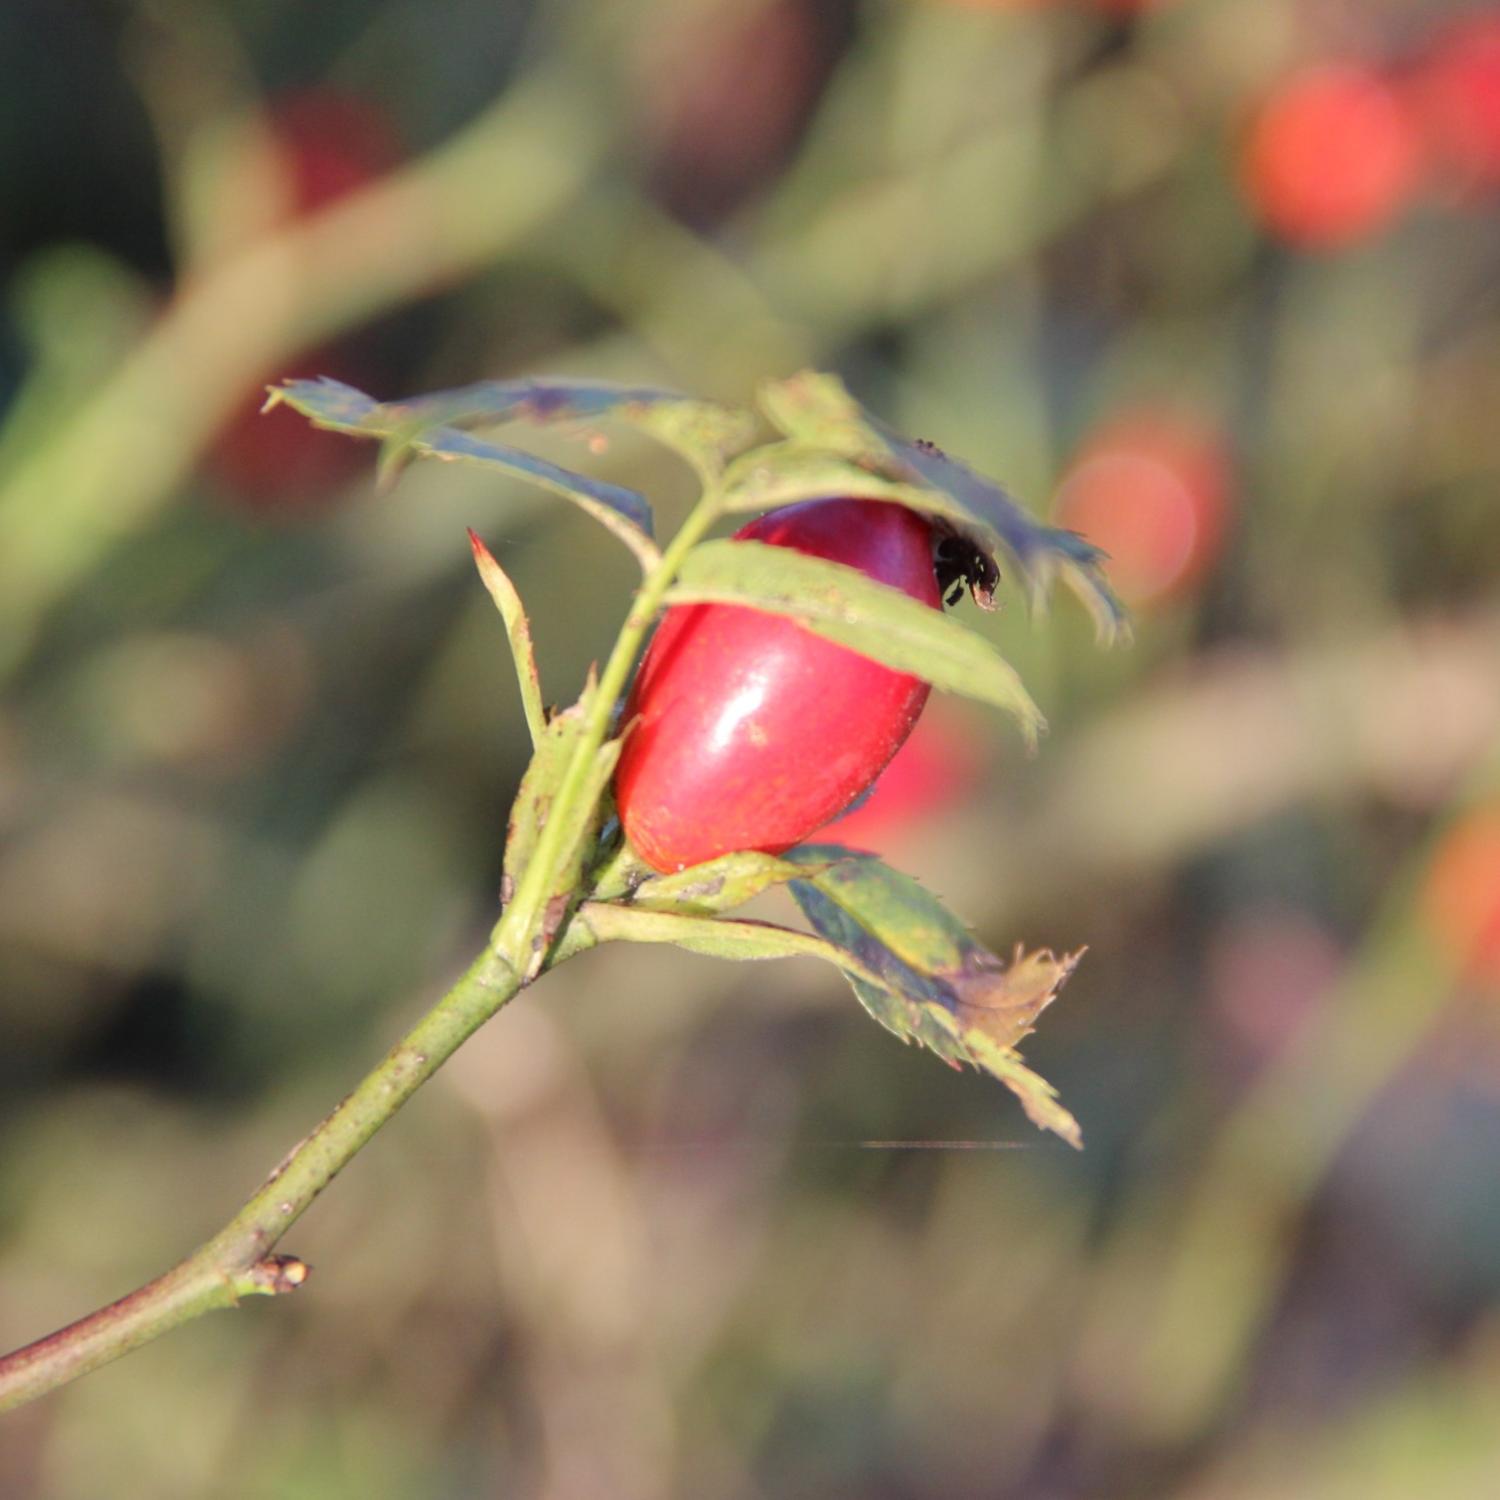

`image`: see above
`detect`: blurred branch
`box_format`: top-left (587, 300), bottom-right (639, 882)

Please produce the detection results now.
top-left (1051, 638), bottom-right (1500, 1440)
top-left (0, 418), bottom-right (735, 1413)
top-left (545, 26), bottom-right (1171, 391)
top-left (1125, 858), bottom-right (1474, 1442)
top-left (0, 939), bottom-right (521, 1413)
top-left (852, 612), bottom-right (1500, 941)
top-left (0, 66), bottom-right (606, 679)
top-left (1028, 611), bottom-right (1500, 892)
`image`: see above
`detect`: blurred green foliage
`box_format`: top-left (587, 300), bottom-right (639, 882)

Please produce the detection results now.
top-left (2, 0), bottom-right (1499, 1495)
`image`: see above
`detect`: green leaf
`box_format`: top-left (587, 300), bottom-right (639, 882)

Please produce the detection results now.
top-left (579, 848), bottom-right (1081, 1145)
top-left (468, 529), bottom-right (545, 747)
top-left (721, 445), bottom-right (946, 519)
top-left (502, 680), bottom-right (623, 979)
top-left (630, 849), bottom-right (827, 916)
top-left (665, 539), bottom-right (1045, 745)
top-left (785, 846), bottom-right (1083, 1147)
top-left (373, 376), bottom-right (758, 467)
top-left (755, 371), bottom-right (1128, 640)
top-left (265, 378), bottom-right (660, 571)
top-left (578, 902), bottom-right (892, 977)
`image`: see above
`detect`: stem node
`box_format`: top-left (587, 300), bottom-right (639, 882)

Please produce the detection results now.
top-left (245, 1257), bottom-right (312, 1298)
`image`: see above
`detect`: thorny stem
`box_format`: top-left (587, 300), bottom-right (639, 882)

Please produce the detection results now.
top-left (0, 473), bottom-right (726, 1415)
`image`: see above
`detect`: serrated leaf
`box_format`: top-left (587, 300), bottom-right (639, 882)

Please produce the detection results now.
top-left (665, 539), bottom-right (1045, 744)
top-left (755, 371), bottom-right (1128, 640)
top-left (266, 377), bottom-right (660, 570)
top-left (468, 529), bottom-right (545, 747)
top-left (630, 849), bottom-right (825, 916)
top-left (502, 682), bottom-right (623, 979)
top-left (785, 846), bottom-right (1083, 1146)
top-left (581, 849), bottom-right (1082, 1144)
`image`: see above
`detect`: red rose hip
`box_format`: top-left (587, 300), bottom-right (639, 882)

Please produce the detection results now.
top-left (1240, 64), bottom-right (1419, 250)
top-left (616, 498), bottom-right (942, 872)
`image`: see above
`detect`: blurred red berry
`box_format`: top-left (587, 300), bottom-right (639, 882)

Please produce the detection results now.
top-left (1241, 64), bottom-right (1421, 250)
top-left (204, 89), bottom-right (401, 511)
top-left (1053, 409), bottom-right (1231, 607)
top-left (1422, 806), bottom-right (1500, 987)
top-left (634, 0), bottom-right (827, 223)
top-left (1208, 909), bottom-right (1344, 1061)
top-left (1411, 16), bottom-right (1500, 196)
top-left (254, 87), bottom-right (403, 219)
top-left (822, 699), bottom-right (987, 854)
top-left (929, 0), bottom-right (1173, 11)
top-left (207, 352), bottom-right (372, 509)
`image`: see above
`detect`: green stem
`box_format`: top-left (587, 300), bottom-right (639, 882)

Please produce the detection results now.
top-left (0, 942), bottom-right (519, 1414)
top-left (0, 462), bottom-right (725, 1415)
top-left (492, 473), bottom-right (725, 958)
top-left (587, 837), bottom-right (656, 903)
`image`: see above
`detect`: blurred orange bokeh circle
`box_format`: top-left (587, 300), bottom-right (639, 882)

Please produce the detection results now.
top-left (1241, 63), bottom-right (1421, 250)
top-left (1423, 807), bottom-right (1500, 987)
top-left (1054, 408), bottom-right (1231, 607)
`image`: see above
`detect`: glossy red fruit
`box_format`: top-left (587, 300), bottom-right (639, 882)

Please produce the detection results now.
top-left (616, 499), bottom-right (942, 873)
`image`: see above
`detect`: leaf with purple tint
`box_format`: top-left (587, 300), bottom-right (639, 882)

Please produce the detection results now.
top-left (751, 371), bottom-right (1128, 639)
top-left (266, 377), bottom-right (660, 569)
top-left (358, 375), bottom-right (755, 469)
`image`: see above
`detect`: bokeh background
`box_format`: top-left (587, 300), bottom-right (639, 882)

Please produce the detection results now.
top-left (3, 0), bottom-right (1499, 1495)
